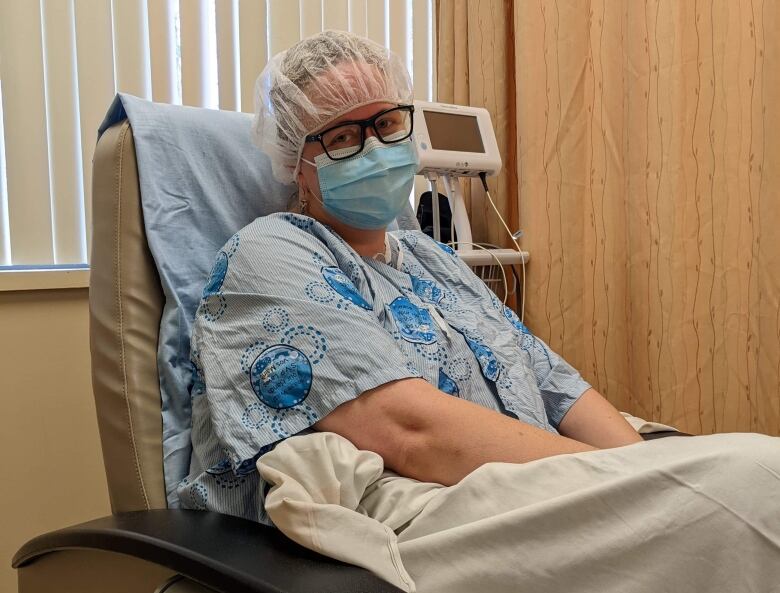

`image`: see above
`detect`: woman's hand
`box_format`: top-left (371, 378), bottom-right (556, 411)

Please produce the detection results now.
top-left (558, 388), bottom-right (644, 449)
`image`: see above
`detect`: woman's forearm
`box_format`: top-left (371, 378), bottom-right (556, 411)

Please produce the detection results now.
top-left (315, 378), bottom-right (598, 488)
top-left (404, 389), bottom-right (597, 486)
top-left (558, 388), bottom-right (644, 449)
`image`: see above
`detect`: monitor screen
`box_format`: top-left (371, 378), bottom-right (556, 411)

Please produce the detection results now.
top-left (423, 110), bottom-right (485, 153)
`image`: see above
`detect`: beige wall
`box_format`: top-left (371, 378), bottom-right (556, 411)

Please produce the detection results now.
top-left (0, 288), bottom-right (110, 593)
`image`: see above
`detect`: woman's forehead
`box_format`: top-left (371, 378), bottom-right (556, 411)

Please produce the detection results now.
top-left (315, 101), bottom-right (398, 132)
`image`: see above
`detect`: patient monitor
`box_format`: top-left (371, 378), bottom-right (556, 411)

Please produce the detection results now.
top-left (413, 101), bottom-right (502, 177)
top-left (413, 100), bottom-right (523, 267)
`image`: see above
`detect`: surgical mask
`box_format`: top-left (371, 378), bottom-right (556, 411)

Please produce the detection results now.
top-left (302, 135), bottom-right (418, 230)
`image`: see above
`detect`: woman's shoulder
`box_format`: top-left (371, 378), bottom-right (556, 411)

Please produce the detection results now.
top-left (226, 212), bottom-right (346, 261)
top-left (392, 229), bottom-right (460, 259)
top-left (239, 211), bottom-right (320, 241)
top-left (211, 212), bottom-right (362, 293)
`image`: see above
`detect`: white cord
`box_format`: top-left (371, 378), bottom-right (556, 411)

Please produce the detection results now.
top-left (427, 175), bottom-right (441, 242)
top-left (475, 242), bottom-right (518, 298)
top-left (481, 184), bottom-right (526, 323)
top-left (446, 240), bottom-right (510, 305)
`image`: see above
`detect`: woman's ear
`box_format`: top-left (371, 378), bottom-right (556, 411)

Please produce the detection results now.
top-left (298, 164), bottom-right (320, 201)
top-left (297, 177), bottom-right (310, 204)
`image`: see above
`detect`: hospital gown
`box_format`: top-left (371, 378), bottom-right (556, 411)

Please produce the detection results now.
top-left (177, 212), bottom-right (591, 525)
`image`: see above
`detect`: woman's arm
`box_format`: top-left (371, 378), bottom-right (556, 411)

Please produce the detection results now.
top-left (557, 388), bottom-right (643, 449)
top-left (314, 378), bottom-right (597, 487)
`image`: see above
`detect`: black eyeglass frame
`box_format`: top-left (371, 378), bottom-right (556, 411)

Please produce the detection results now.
top-left (304, 104), bottom-right (415, 161)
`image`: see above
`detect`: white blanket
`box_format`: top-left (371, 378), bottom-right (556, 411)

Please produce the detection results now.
top-left (257, 422), bottom-right (780, 592)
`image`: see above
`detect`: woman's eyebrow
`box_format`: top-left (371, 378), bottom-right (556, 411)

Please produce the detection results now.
top-left (317, 105), bottom-right (396, 131)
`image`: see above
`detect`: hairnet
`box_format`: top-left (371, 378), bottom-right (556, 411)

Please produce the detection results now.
top-left (252, 30), bottom-right (414, 184)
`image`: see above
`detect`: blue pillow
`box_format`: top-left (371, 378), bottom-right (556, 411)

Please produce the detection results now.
top-left (97, 94), bottom-right (420, 506)
top-left (99, 94), bottom-right (295, 505)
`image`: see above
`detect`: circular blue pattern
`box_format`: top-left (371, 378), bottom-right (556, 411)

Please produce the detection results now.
top-left (262, 307), bottom-right (291, 333)
top-left (189, 483), bottom-right (208, 509)
top-left (250, 345), bottom-right (313, 409)
top-left (203, 251), bottom-right (228, 299)
top-left (518, 333), bottom-right (535, 351)
top-left (399, 231), bottom-right (418, 252)
top-left (241, 402), bottom-right (271, 429)
top-left (282, 325), bottom-right (327, 364)
top-left (400, 261), bottom-right (425, 277)
top-left (389, 297), bottom-right (437, 344)
top-left (321, 267), bottom-right (371, 310)
top-left (305, 281), bottom-right (336, 304)
top-left (411, 276), bottom-right (443, 304)
top-left (415, 340), bottom-right (444, 362)
top-left (460, 325), bottom-right (485, 343)
top-left (448, 356), bottom-right (474, 381)
top-left (269, 404), bottom-right (319, 440)
top-left (201, 293), bottom-right (227, 321)
top-left (241, 340), bottom-right (267, 374)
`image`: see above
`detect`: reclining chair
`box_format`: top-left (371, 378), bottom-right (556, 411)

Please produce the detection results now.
top-left (12, 97), bottom-right (406, 593)
top-left (12, 96), bottom-right (686, 593)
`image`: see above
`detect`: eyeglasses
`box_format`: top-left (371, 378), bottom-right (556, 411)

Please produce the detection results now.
top-left (304, 104), bottom-right (415, 161)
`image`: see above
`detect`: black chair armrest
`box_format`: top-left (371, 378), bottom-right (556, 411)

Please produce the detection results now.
top-left (12, 509), bottom-right (404, 593)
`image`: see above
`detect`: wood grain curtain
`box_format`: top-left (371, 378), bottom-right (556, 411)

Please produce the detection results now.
top-left (436, 0), bottom-right (780, 436)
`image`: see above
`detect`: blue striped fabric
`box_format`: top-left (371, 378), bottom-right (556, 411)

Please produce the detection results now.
top-left (178, 213), bottom-right (591, 526)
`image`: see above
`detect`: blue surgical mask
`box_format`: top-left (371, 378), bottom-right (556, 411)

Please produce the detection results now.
top-left (302, 136), bottom-right (418, 230)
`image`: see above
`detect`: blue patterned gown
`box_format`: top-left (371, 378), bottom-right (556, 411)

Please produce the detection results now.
top-left (177, 213), bottom-right (591, 526)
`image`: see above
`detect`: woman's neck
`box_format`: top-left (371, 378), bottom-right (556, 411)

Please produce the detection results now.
top-left (335, 224), bottom-right (387, 257)
top-left (303, 198), bottom-right (387, 257)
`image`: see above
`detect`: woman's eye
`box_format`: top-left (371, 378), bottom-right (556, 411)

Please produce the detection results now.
top-left (324, 128), bottom-right (358, 148)
top-left (377, 117), bottom-right (398, 130)
top-left (329, 134), bottom-right (348, 145)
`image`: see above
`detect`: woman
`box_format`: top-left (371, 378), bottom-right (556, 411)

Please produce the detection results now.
top-left (180, 31), bottom-right (779, 591)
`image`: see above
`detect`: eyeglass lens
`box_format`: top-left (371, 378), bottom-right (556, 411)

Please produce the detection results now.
top-left (321, 107), bottom-right (412, 159)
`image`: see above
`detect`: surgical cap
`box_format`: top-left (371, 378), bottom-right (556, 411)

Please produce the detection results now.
top-left (252, 30), bottom-right (414, 184)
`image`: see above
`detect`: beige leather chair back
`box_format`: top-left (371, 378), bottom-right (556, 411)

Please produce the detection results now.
top-left (89, 121), bottom-right (168, 513)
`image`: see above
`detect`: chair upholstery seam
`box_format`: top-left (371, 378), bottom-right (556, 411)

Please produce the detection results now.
top-left (115, 122), bottom-right (151, 510)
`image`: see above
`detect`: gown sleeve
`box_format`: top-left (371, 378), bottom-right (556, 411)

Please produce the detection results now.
top-left (500, 304), bottom-right (592, 429)
top-left (432, 235), bottom-right (591, 429)
top-left (412, 233), bottom-right (590, 430)
top-left (191, 216), bottom-right (418, 473)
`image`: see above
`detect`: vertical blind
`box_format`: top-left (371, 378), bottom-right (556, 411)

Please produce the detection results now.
top-left (0, 0), bottom-right (435, 268)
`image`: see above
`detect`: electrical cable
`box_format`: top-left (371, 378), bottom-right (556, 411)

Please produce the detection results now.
top-left (445, 240), bottom-right (510, 304)
top-left (478, 172), bottom-right (526, 322)
top-left (470, 241), bottom-right (519, 299)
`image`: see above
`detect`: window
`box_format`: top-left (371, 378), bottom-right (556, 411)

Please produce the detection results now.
top-left (0, 0), bottom-right (434, 270)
